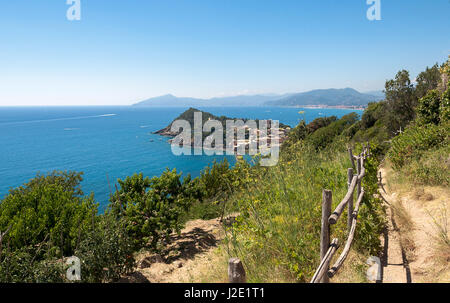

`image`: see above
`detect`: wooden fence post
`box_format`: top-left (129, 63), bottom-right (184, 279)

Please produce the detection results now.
top-left (356, 158), bottom-right (362, 198)
top-left (228, 258), bottom-right (246, 283)
top-left (347, 168), bottom-right (354, 231)
top-left (348, 148), bottom-right (355, 170)
top-left (321, 190), bottom-right (332, 283)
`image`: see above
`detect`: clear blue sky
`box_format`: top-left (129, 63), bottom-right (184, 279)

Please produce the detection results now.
top-left (0, 0), bottom-right (449, 106)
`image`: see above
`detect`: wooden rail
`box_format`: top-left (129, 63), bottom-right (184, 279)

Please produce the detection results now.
top-left (310, 238), bottom-right (339, 283)
top-left (228, 143), bottom-right (371, 283)
top-left (311, 143), bottom-right (371, 283)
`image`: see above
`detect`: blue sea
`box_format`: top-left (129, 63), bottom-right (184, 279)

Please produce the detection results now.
top-left (0, 106), bottom-right (362, 212)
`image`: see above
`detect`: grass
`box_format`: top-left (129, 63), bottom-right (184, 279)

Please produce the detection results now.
top-left (217, 140), bottom-right (384, 282)
top-left (332, 251), bottom-right (369, 283)
top-left (390, 198), bottom-right (416, 262)
top-left (427, 205), bottom-right (450, 269)
top-left (405, 144), bottom-right (450, 186)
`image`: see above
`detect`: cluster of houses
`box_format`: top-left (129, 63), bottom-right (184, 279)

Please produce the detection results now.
top-left (157, 111), bottom-right (292, 154)
top-left (228, 122), bottom-right (291, 153)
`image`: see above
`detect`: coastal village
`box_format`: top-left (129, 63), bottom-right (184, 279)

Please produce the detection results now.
top-left (153, 109), bottom-right (291, 154)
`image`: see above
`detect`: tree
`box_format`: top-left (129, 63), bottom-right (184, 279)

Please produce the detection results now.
top-left (438, 56), bottom-right (450, 93)
top-left (416, 90), bottom-right (442, 125)
top-left (384, 70), bottom-right (417, 133)
top-left (360, 101), bottom-right (386, 130)
top-left (439, 86), bottom-right (450, 123)
top-left (0, 171), bottom-right (97, 257)
top-left (109, 170), bottom-right (196, 250)
top-left (415, 64), bottom-right (441, 99)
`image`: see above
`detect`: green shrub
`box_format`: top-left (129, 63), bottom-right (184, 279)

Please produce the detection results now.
top-left (440, 85), bottom-right (450, 123)
top-left (388, 123), bottom-right (447, 169)
top-left (417, 90), bottom-right (442, 125)
top-left (74, 215), bottom-right (135, 283)
top-left (109, 170), bottom-right (197, 250)
top-left (198, 159), bottom-right (234, 200)
top-left (355, 156), bottom-right (385, 254)
top-left (307, 113), bottom-right (359, 150)
top-left (0, 171), bottom-right (143, 283)
top-left (402, 144), bottom-right (450, 186)
top-left (0, 245), bottom-right (66, 283)
top-left (0, 171), bottom-right (97, 257)
top-left (306, 116), bottom-right (337, 133)
top-left (360, 101), bottom-right (387, 130)
top-left (282, 121), bottom-right (308, 149)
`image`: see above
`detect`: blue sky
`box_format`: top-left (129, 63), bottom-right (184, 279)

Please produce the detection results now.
top-left (0, 0), bottom-right (449, 106)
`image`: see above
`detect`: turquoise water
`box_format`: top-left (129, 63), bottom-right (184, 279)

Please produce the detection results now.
top-left (0, 106), bottom-right (362, 212)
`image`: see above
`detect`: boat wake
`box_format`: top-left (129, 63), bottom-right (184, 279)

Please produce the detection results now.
top-left (1, 114), bottom-right (117, 126)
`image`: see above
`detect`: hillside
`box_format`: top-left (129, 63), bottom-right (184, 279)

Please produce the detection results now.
top-left (153, 107), bottom-right (291, 149)
top-left (265, 88), bottom-right (382, 107)
top-left (133, 94), bottom-right (290, 107)
top-left (0, 58), bottom-right (448, 284)
top-left (132, 88), bottom-right (383, 108)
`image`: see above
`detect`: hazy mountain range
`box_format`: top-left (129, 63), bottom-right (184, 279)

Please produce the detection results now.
top-left (133, 88), bottom-right (384, 108)
top-left (264, 88), bottom-right (384, 107)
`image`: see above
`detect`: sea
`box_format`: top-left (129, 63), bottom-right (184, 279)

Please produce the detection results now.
top-left (0, 106), bottom-right (362, 212)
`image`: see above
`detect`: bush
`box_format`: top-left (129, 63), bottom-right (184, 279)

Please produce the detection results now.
top-left (198, 159), bottom-right (234, 200)
top-left (282, 116), bottom-right (337, 150)
top-left (360, 101), bottom-right (387, 130)
top-left (401, 144), bottom-right (450, 186)
top-left (355, 156), bottom-right (385, 254)
top-left (0, 245), bottom-right (66, 283)
top-left (74, 215), bottom-right (135, 283)
top-left (306, 113), bottom-right (359, 150)
top-left (417, 90), bottom-right (443, 125)
top-left (306, 116), bottom-right (337, 133)
top-left (0, 171), bottom-right (97, 257)
top-left (0, 171), bottom-right (141, 283)
top-left (109, 170), bottom-right (197, 250)
top-left (388, 123), bottom-right (447, 169)
top-left (440, 85), bottom-right (450, 123)
top-left (282, 121), bottom-right (308, 149)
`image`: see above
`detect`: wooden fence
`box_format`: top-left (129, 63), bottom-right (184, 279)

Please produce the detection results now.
top-left (228, 143), bottom-right (371, 283)
top-left (310, 143), bottom-right (370, 283)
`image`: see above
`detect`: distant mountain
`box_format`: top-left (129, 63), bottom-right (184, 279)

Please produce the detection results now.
top-left (265, 88), bottom-right (383, 107)
top-left (133, 94), bottom-right (291, 107)
top-left (133, 88), bottom-right (384, 108)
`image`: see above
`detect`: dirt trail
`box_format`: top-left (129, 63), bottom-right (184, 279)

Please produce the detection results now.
top-left (121, 215), bottom-right (237, 283)
top-left (379, 184), bottom-right (410, 283)
top-left (379, 167), bottom-right (450, 283)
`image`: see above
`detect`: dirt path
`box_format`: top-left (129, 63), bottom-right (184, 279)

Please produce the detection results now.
top-left (379, 167), bottom-right (450, 283)
top-left (379, 182), bottom-right (411, 283)
top-left (122, 215), bottom-right (237, 283)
